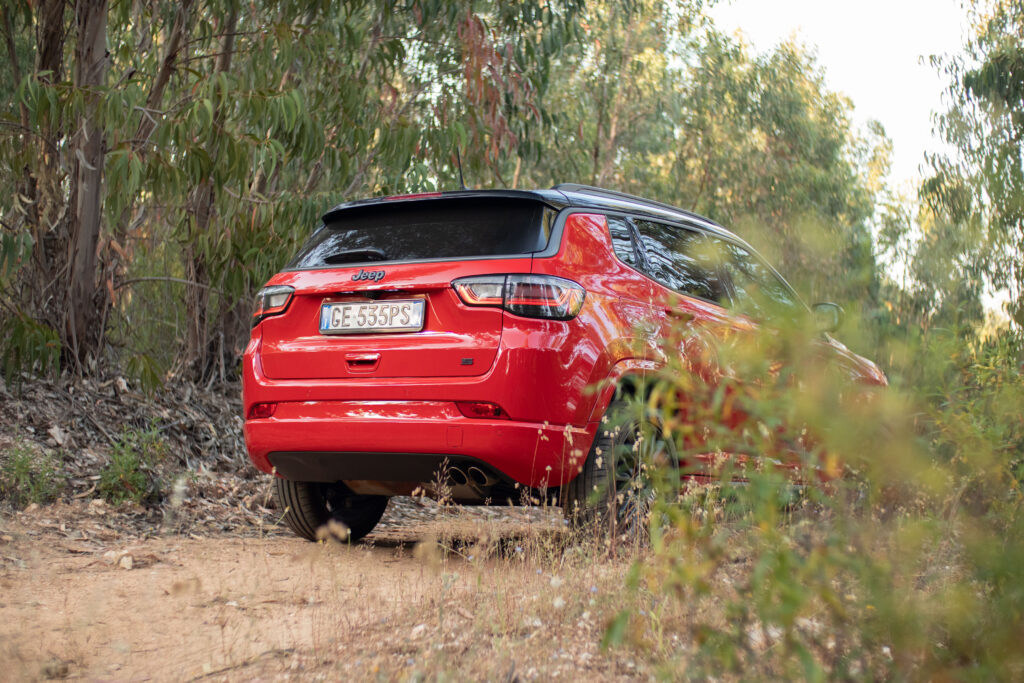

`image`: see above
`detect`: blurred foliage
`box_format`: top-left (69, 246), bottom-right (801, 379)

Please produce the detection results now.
top-left (924, 0), bottom-right (1024, 325)
top-left (601, 306), bottom-right (1024, 680)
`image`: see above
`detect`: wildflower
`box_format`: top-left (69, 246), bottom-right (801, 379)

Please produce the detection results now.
top-left (552, 596), bottom-right (566, 609)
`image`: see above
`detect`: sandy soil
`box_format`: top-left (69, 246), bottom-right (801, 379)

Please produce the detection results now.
top-left (0, 506), bottom-right (637, 682)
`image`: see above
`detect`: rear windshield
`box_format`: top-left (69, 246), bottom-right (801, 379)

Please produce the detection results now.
top-left (287, 198), bottom-right (555, 269)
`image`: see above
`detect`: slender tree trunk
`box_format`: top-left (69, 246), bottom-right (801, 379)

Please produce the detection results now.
top-left (29, 0), bottom-right (67, 294)
top-left (1, 6), bottom-right (27, 130)
top-left (184, 4), bottom-right (238, 380)
top-left (110, 0), bottom-right (194, 293)
top-left (65, 0), bottom-right (109, 368)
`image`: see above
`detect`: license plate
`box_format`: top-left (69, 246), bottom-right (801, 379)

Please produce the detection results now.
top-left (319, 299), bottom-right (425, 335)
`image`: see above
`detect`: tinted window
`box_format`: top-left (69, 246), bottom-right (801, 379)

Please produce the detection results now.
top-left (634, 220), bottom-right (726, 303)
top-left (288, 199), bottom-right (553, 269)
top-left (706, 237), bottom-right (800, 319)
top-left (606, 217), bottom-right (639, 268)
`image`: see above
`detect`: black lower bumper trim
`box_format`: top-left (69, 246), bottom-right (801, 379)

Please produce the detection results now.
top-left (267, 451), bottom-right (506, 485)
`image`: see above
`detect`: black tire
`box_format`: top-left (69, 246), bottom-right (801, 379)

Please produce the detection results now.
top-left (274, 478), bottom-right (388, 542)
top-left (563, 399), bottom-right (676, 541)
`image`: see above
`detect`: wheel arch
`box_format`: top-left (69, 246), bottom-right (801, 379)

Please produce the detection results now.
top-left (586, 358), bottom-right (661, 424)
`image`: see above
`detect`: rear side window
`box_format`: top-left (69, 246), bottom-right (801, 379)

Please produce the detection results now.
top-left (606, 217), bottom-right (640, 268)
top-left (633, 220), bottom-right (726, 303)
top-left (705, 236), bottom-right (801, 319)
top-left (288, 198), bottom-right (555, 269)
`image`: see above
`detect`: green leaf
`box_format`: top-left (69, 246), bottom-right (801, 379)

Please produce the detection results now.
top-left (601, 610), bottom-right (631, 649)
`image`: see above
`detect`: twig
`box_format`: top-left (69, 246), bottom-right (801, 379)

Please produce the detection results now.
top-left (222, 186), bottom-right (275, 204)
top-left (83, 410), bottom-right (118, 446)
top-left (0, 120), bottom-right (61, 155)
top-left (115, 276), bottom-right (225, 294)
top-left (186, 648), bottom-right (296, 681)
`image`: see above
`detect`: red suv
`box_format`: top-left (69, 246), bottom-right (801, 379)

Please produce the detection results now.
top-left (243, 184), bottom-right (886, 541)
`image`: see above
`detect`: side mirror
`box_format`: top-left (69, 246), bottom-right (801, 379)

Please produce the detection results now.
top-left (812, 302), bottom-right (844, 333)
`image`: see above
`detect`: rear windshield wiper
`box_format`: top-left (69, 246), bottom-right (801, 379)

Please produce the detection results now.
top-left (323, 247), bottom-right (389, 265)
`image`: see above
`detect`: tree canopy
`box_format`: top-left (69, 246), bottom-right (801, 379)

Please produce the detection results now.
top-left (0, 0), bottom-right (1008, 386)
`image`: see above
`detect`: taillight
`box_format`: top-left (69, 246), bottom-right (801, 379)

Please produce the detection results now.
top-left (252, 285), bottom-right (294, 327)
top-left (452, 275), bottom-right (586, 320)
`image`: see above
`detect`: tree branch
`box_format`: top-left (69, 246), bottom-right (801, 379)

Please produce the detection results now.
top-left (135, 0), bottom-right (194, 154)
top-left (114, 276), bottom-right (224, 294)
top-left (0, 120), bottom-right (60, 156)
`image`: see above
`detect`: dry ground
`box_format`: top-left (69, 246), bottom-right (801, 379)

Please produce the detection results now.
top-left (0, 377), bottom-right (659, 681)
top-left (0, 500), bottom-right (649, 682)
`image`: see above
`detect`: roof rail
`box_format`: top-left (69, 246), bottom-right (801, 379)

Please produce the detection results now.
top-left (551, 183), bottom-right (708, 223)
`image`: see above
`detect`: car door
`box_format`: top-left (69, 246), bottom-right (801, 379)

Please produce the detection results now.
top-left (630, 218), bottom-right (736, 379)
top-left (702, 234), bottom-right (825, 469)
top-left (627, 219), bottom-right (748, 467)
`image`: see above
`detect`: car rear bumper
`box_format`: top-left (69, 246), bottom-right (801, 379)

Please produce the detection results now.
top-left (244, 399), bottom-right (596, 490)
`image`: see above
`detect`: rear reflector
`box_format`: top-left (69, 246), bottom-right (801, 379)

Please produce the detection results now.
top-left (456, 401), bottom-right (508, 419)
top-left (248, 402), bottom-right (278, 419)
top-left (452, 275), bottom-right (586, 320)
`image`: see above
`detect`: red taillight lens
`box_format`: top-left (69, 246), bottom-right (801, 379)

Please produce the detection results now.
top-left (504, 276), bottom-right (586, 320)
top-left (456, 401), bottom-right (508, 419)
top-left (248, 402), bottom-right (278, 419)
top-left (452, 275), bottom-right (586, 320)
top-left (252, 285), bottom-right (294, 327)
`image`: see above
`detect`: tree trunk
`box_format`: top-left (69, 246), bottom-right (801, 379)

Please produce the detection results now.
top-left (183, 4), bottom-right (238, 381)
top-left (65, 0), bottom-right (109, 368)
top-left (29, 0), bottom-right (68, 295)
top-left (113, 0), bottom-right (194, 237)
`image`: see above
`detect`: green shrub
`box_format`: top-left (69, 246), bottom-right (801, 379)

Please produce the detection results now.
top-left (601, 313), bottom-right (1024, 680)
top-left (98, 426), bottom-right (168, 505)
top-left (0, 444), bottom-right (65, 508)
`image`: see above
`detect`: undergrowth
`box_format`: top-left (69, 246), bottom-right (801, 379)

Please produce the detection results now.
top-left (98, 426), bottom-right (169, 505)
top-left (0, 442), bottom-right (65, 508)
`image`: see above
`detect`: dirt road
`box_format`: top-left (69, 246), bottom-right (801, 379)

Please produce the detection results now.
top-left (0, 502), bottom-right (640, 681)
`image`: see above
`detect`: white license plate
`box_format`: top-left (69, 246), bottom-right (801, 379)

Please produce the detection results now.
top-left (319, 299), bottom-right (425, 334)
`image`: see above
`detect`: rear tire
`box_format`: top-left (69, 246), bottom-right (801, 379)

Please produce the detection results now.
top-left (274, 478), bottom-right (388, 542)
top-left (563, 399), bottom-right (675, 542)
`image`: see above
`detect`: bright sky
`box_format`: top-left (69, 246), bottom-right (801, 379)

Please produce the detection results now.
top-left (707, 0), bottom-right (970, 189)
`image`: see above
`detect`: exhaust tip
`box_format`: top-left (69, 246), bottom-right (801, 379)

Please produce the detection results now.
top-left (449, 468), bottom-right (469, 486)
top-left (467, 466), bottom-right (491, 487)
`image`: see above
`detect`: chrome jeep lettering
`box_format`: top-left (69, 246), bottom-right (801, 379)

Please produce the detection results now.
top-left (352, 268), bottom-right (386, 282)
